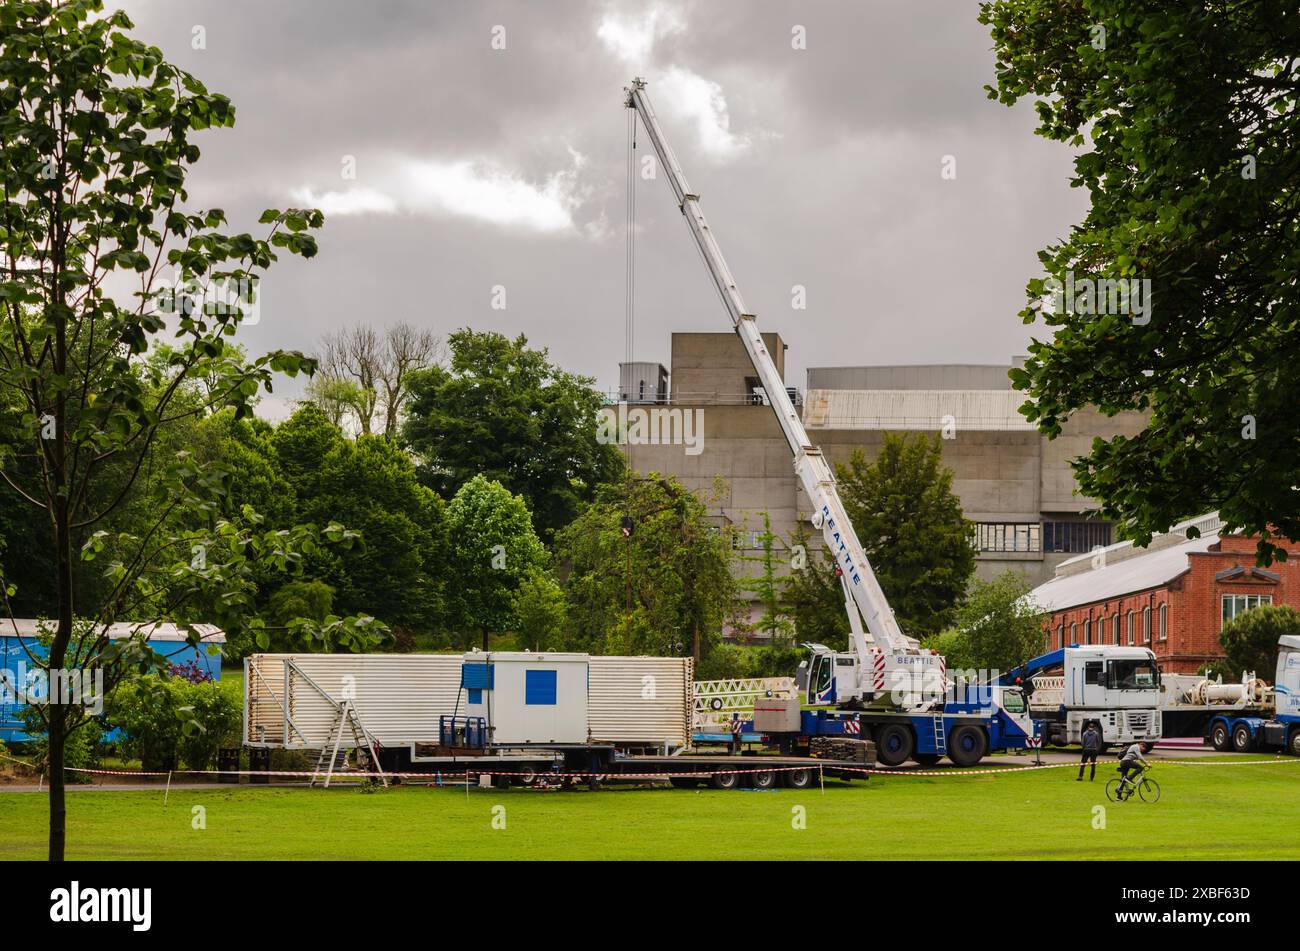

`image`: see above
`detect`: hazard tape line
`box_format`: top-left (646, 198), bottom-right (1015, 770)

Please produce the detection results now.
top-left (4, 751), bottom-right (1297, 783)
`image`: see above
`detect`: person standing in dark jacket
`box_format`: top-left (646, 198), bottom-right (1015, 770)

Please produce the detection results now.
top-left (1077, 721), bottom-right (1102, 781)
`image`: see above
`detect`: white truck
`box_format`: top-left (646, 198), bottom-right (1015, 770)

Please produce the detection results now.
top-left (999, 644), bottom-right (1162, 748)
top-left (1158, 634), bottom-right (1300, 755)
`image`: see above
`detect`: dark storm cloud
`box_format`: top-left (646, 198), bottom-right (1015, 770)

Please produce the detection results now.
top-left (114, 0), bottom-right (1083, 416)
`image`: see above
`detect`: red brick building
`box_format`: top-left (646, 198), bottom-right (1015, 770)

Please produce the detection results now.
top-left (1029, 514), bottom-right (1300, 674)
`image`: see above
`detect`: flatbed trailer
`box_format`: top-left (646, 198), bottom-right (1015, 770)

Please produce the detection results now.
top-left (389, 748), bottom-right (873, 790)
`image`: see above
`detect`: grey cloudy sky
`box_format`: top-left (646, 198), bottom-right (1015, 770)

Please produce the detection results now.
top-left (117, 0), bottom-right (1082, 416)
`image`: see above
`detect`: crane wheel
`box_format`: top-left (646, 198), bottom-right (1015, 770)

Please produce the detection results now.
top-left (1232, 722), bottom-right (1255, 753)
top-left (783, 768), bottom-right (815, 789)
top-left (911, 753), bottom-right (942, 767)
top-left (1210, 722), bottom-right (1231, 751)
top-left (750, 770), bottom-right (778, 790)
top-left (947, 725), bottom-right (989, 767)
top-left (875, 724), bottom-right (914, 767)
top-left (710, 771), bottom-right (740, 790)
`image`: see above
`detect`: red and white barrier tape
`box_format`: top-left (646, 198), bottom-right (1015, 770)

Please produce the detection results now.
top-left (4, 750), bottom-right (1297, 784)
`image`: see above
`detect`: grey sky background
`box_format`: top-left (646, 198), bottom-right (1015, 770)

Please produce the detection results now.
top-left (116, 0), bottom-right (1082, 418)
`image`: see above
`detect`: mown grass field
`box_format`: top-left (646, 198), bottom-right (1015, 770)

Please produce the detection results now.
top-left (2, 756), bottom-right (1299, 860)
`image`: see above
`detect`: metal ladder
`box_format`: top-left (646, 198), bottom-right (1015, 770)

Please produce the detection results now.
top-left (932, 715), bottom-right (947, 755)
top-left (310, 700), bottom-right (388, 788)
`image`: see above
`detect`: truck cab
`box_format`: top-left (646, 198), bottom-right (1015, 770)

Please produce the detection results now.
top-left (1004, 645), bottom-right (1161, 747)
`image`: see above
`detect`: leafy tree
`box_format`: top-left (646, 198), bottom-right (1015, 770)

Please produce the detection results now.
top-left (837, 434), bottom-right (976, 638)
top-left (402, 329), bottom-right (625, 539)
top-left (0, 1), bottom-right (381, 859)
top-left (922, 570), bottom-right (1047, 675)
top-left (444, 475), bottom-right (547, 650)
top-left (738, 512), bottom-right (795, 644)
top-left (555, 474), bottom-right (736, 661)
top-left (1218, 603), bottom-right (1298, 680)
top-left (781, 528), bottom-right (848, 648)
top-left (511, 568), bottom-right (567, 651)
top-left (980, 1), bottom-right (1300, 562)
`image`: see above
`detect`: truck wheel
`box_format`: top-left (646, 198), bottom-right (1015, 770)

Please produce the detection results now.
top-left (784, 768), bottom-right (815, 789)
top-left (912, 753), bottom-right (942, 767)
top-left (1232, 722), bottom-right (1254, 753)
top-left (710, 771), bottom-right (740, 790)
top-left (875, 724), bottom-right (914, 767)
top-left (750, 769), bottom-right (778, 790)
top-left (1210, 722), bottom-right (1231, 752)
top-left (947, 725), bottom-right (988, 767)
top-left (1289, 729), bottom-right (1300, 757)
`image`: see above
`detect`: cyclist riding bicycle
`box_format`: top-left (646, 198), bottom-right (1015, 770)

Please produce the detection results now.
top-left (1116, 741), bottom-right (1151, 789)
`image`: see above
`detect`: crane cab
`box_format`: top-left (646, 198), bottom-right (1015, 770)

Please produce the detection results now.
top-left (797, 644), bottom-right (859, 706)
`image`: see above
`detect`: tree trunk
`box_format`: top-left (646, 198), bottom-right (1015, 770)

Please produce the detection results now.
top-left (481, 627), bottom-right (489, 652)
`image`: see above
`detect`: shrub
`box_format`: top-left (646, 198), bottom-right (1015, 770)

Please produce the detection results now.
top-left (110, 675), bottom-right (242, 771)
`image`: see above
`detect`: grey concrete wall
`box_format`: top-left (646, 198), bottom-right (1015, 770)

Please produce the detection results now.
top-left (670, 332), bottom-right (786, 403)
top-left (808, 364), bottom-right (1016, 391)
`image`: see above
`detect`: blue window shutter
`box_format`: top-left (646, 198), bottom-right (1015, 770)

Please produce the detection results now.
top-left (525, 669), bottom-right (557, 705)
top-left (461, 663), bottom-right (493, 690)
top-left (466, 688), bottom-right (482, 704)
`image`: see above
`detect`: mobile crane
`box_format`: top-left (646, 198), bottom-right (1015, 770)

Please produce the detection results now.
top-left (626, 79), bottom-right (1034, 765)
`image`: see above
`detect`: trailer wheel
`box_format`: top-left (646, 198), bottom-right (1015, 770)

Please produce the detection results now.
top-left (751, 769), bottom-right (778, 790)
top-left (1210, 722), bottom-right (1231, 752)
top-left (710, 771), bottom-right (740, 790)
top-left (1232, 722), bottom-right (1255, 753)
top-left (875, 724), bottom-right (914, 767)
top-left (783, 768), bottom-right (815, 790)
top-left (911, 753), bottom-right (942, 767)
top-left (946, 725), bottom-right (988, 767)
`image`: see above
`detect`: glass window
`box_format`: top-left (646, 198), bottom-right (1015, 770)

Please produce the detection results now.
top-left (1057, 624), bottom-right (1064, 649)
top-left (1126, 611), bottom-right (1134, 646)
top-left (1001, 689), bottom-right (1026, 714)
top-left (1222, 594), bottom-right (1272, 627)
top-left (1043, 520), bottom-right (1114, 553)
top-left (1084, 661), bottom-right (1103, 685)
top-left (1112, 614), bottom-right (1120, 645)
top-left (1158, 604), bottom-right (1167, 641)
top-left (972, 522), bottom-right (1042, 553)
top-left (1142, 606), bottom-right (1152, 644)
top-left (1108, 659), bottom-right (1158, 690)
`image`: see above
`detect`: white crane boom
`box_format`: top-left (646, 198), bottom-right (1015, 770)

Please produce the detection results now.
top-left (625, 77), bottom-right (928, 674)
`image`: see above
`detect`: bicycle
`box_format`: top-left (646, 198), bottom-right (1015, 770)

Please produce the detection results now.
top-left (1105, 762), bottom-right (1160, 803)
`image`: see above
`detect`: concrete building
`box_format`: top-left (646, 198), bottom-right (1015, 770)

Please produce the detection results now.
top-left (1030, 513), bottom-right (1300, 674)
top-left (608, 332), bottom-right (1147, 633)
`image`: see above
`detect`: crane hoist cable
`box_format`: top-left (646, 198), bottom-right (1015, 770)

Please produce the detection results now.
top-left (625, 103), bottom-right (637, 369)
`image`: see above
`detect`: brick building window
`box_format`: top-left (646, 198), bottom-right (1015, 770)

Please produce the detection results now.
top-left (1083, 619), bottom-right (1092, 644)
top-left (1057, 623), bottom-right (1064, 649)
top-left (1111, 614), bottom-right (1121, 645)
top-left (1126, 611), bottom-right (1135, 645)
top-left (1221, 594), bottom-right (1272, 627)
top-left (1070, 623), bottom-right (1077, 645)
top-left (1142, 606), bottom-right (1151, 643)
top-left (1158, 604), bottom-right (1167, 641)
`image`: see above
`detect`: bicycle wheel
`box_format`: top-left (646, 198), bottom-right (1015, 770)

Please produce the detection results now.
top-left (1138, 777), bottom-right (1161, 803)
top-left (1105, 778), bottom-right (1123, 802)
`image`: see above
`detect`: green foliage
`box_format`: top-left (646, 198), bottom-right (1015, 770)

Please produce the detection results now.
top-left (980, 1), bottom-right (1300, 563)
top-left (16, 710), bottom-right (103, 784)
top-left (268, 580), bottom-right (335, 627)
top-left (402, 330), bottom-right (625, 540)
top-left (837, 434), bottom-right (975, 638)
top-left (511, 568), bottom-right (567, 651)
top-left (109, 675), bottom-right (241, 772)
top-left (444, 475), bottom-right (548, 649)
top-left (695, 643), bottom-right (804, 681)
top-left (922, 571), bottom-right (1047, 674)
top-left (1218, 604), bottom-right (1298, 680)
top-left (555, 474), bottom-right (735, 661)
top-left (737, 513), bottom-right (795, 643)
top-left (781, 526), bottom-right (847, 648)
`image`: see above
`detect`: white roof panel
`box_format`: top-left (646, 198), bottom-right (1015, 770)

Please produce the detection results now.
top-left (1029, 534), bottom-right (1217, 613)
top-left (0, 619), bottom-right (226, 644)
top-left (802, 388), bottom-right (1035, 431)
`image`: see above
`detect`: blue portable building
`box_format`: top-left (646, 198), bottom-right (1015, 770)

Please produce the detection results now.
top-left (0, 619), bottom-right (225, 742)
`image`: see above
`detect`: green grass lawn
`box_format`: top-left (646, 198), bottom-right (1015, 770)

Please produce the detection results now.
top-left (3, 756), bottom-right (1299, 860)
